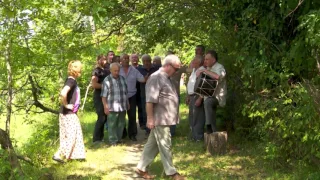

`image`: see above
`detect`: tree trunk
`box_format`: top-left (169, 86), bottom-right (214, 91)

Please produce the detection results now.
top-left (5, 43), bottom-right (12, 136)
top-left (4, 33), bottom-right (24, 178)
top-left (204, 131), bottom-right (228, 155)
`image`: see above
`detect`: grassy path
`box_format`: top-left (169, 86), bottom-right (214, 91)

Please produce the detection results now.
top-left (2, 89), bottom-right (318, 179)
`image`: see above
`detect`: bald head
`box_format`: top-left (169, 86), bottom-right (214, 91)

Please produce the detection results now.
top-left (130, 54), bottom-right (139, 67)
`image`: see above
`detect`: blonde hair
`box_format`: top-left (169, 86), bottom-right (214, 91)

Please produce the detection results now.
top-left (68, 60), bottom-right (82, 77)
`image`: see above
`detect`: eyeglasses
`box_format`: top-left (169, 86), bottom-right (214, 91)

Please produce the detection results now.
top-left (169, 64), bottom-right (180, 71)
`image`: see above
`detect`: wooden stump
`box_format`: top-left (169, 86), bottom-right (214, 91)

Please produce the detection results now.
top-left (204, 131), bottom-right (227, 155)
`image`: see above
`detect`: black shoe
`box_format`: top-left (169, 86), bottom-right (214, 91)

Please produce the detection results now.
top-left (52, 155), bottom-right (65, 163)
top-left (129, 136), bottom-right (137, 141)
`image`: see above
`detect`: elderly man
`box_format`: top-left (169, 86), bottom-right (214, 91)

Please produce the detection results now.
top-left (130, 53), bottom-right (141, 68)
top-left (152, 56), bottom-right (162, 69)
top-left (120, 54), bottom-right (146, 141)
top-left (101, 63), bottom-right (129, 146)
top-left (186, 56), bottom-right (206, 141)
top-left (130, 54), bottom-right (144, 136)
top-left (197, 50), bottom-right (227, 133)
top-left (195, 45), bottom-right (205, 57)
top-left (137, 54), bottom-right (157, 134)
top-left (135, 55), bottom-right (185, 180)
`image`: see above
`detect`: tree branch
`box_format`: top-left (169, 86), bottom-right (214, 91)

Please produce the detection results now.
top-left (285, 0), bottom-right (305, 18)
top-left (28, 75), bottom-right (59, 114)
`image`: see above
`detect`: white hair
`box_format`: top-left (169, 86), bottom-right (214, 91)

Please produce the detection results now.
top-left (163, 55), bottom-right (181, 67)
top-left (110, 62), bottom-right (121, 69)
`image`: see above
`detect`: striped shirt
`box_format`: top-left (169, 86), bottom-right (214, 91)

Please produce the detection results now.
top-left (101, 75), bottom-right (128, 112)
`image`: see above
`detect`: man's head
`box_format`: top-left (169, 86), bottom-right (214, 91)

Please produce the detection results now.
top-left (112, 55), bottom-right (120, 63)
top-left (106, 51), bottom-right (115, 63)
top-left (141, 54), bottom-right (152, 70)
top-left (204, 50), bottom-right (218, 68)
top-left (110, 63), bottom-right (121, 79)
top-left (195, 45), bottom-right (205, 56)
top-left (191, 55), bottom-right (204, 69)
top-left (162, 55), bottom-right (181, 77)
top-left (153, 56), bottom-right (162, 66)
top-left (130, 54), bottom-right (139, 67)
top-left (120, 54), bottom-right (130, 67)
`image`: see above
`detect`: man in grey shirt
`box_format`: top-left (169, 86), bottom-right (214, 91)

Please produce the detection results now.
top-left (135, 55), bottom-right (185, 180)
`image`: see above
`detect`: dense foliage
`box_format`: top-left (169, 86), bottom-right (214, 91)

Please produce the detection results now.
top-left (1, 0), bottom-right (320, 177)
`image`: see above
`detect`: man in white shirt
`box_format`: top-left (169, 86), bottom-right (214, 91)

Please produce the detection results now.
top-left (197, 50), bottom-right (227, 133)
top-left (186, 56), bottom-right (206, 141)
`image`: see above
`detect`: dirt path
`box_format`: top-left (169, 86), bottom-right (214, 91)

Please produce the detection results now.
top-left (116, 126), bottom-right (148, 180)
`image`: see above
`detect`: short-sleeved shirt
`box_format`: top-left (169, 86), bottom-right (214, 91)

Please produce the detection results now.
top-left (92, 67), bottom-right (110, 84)
top-left (101, 75), bottom-right (128, 112)
top-left (119, 66), bottom-right (144, 98)
top-left (60, 78), bottom-right (81, 114)
top-left (171, 66), bottom-right (187, 95)
top-left (137, 66), bottom-right (157, 97)
top-left (205, 62), bottom-right (227, 107)
top-left (187, 66), bottom-right (205, 95)
top-left (146, 69), bottom-right (179, 126)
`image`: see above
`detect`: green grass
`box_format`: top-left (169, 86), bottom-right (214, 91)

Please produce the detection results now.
top-left (1, 87), bottom-right (320, 179)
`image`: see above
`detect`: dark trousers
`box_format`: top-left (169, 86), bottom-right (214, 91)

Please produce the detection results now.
top-left (170, 95), bottom-right (180, 136)
top-left (189, 94), bottom-right (205, 140)
top-left (204, 97), bottom-right (219, 132)
top-left (137, 91), bottom-right (144, 127)
top-left (124, 94), bottom-right (138, 138)
top-left (93, 91), bottom-right (107, 142)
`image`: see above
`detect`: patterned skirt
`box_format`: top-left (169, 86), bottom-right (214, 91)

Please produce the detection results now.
top-left (58, 113), bottom-right (86, 159)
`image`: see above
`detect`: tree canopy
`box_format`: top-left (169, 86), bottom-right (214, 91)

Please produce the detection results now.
top-left (1, 0), bottom-right (320, 178)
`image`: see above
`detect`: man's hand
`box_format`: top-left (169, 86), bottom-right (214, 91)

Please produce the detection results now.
top-left (147, 117), bottom-right (155, 129)
top-left (104, 106), bottom-right (110, 115)
top-left (195, 97), bottom-right (202, 107)
top-left (196, 69), bottom-right (206, 77)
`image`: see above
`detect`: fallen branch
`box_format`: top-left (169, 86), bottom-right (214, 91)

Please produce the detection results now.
top-left (17, 155), bottom-right (34, 166)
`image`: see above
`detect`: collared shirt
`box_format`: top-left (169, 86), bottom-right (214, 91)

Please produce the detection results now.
top-left (205, 62), bottom-right (227, 107)
top-left (101, 75), bottom-right (128, 112)
top-left (120, 66), bottom-right (144, 98)
top-left (137, 66), bottom-right (158, 97)
top-left (171, 66), bottom-right (187, 95)
top-left (187, 66), bottom-right (205, 95)
top-left (146, 69), bottom-right (179, 126)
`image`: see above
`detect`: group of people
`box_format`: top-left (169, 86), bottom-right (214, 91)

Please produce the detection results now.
top-left (52, 45), bottom-right (227, 180)
top-left (92, 51), bottom-right (162, 144)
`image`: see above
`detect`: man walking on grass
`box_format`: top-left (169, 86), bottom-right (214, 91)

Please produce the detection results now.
top-left (135, 55), bottom-right (185, 180)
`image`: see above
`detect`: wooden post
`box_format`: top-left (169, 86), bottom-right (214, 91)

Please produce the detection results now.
top-left (204, 131), bottom-right (228, 155)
